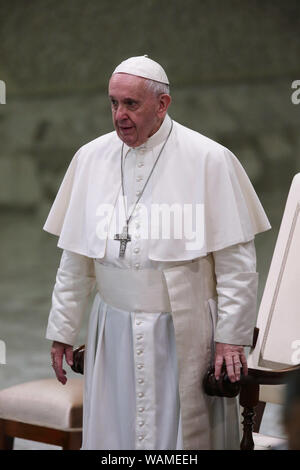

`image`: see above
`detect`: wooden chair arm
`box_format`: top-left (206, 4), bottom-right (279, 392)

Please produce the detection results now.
top-left (203, 365), bottom-right (300, 450)
top-left (202, 327), bottom-right (300, 449)
top-left (203, 363), bottom-right (300, 397)
top-left (243, 364), bottom-right (300, 386)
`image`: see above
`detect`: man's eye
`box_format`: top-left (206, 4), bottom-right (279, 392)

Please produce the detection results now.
top-left (126, 100), bottom-right (137, 108)
top-left (111, 100), bottom-right (118, 107)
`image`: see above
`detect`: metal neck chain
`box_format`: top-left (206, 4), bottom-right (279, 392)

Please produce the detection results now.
top-left (120, 119), bottom-right (173, 227)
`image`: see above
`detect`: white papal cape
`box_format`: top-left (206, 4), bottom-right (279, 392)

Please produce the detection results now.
top-left (44, 114), bottom-right (271, 449)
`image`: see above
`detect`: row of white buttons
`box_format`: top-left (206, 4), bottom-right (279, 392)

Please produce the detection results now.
top-left (133, 150), bottom-right (145, 271)
top-left (135, 317), bottom-right (146, 446)
top-left (134, 152), bottom-right (146, 444)
top-left (133, 203), bottom-right (141, 268)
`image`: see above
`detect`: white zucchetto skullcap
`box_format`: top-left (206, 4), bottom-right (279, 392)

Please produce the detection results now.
top-left (112, 55), bottom-right (169, 85)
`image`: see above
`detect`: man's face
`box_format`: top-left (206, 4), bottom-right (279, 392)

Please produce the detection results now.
top-left (108, 73), bottom-right (164, 148)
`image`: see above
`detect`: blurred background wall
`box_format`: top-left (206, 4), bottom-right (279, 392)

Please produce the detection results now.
top-left (0, 0), bottom-right (300, 439)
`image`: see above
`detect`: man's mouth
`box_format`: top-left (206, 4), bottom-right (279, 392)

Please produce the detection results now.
top-left (119, 126), bottom-right (135, 133)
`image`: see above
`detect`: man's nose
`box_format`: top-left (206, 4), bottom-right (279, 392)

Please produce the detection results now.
top-left (115, 105), bottom-right (128, 121)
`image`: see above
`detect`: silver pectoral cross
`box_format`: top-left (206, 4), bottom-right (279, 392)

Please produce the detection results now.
top-left (114, 225), bottom-right (131, 257)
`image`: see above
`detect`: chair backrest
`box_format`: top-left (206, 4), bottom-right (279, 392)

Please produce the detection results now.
top-left (248, 173), bottom-right (300, 372)
top-left (259, 384), bottom-right (285, 405)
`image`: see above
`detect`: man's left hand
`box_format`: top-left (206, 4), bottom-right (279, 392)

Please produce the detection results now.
top-left (214, 342), bottom-right (248, 383)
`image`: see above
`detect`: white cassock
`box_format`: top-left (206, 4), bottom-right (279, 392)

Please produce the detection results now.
top-left (44, 114), bottom-right (271, 450)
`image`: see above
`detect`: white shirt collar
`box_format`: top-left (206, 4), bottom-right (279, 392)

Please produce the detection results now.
top-left (123, 114), bottom-right (172, 153)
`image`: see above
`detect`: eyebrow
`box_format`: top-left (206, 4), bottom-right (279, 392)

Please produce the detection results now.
top-left (109, 96), bottom-right (139, 103)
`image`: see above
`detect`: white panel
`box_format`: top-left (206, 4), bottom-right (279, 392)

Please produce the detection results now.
top-left (248, 174), bottom-right (300, 370)
top-left (261, 204), bottom-right (300, 365)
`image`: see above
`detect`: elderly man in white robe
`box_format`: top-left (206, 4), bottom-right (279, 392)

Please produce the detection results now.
top-left (44, 55), bottom-right (271, 450)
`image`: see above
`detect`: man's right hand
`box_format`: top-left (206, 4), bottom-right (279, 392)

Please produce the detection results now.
top-left (51, 341), bottom-right (74, 385)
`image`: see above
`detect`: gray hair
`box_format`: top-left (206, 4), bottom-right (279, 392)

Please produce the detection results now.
top-left (145, 78), bottom-right (170, 97)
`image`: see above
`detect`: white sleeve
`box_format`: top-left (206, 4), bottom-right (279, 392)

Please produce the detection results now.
top-left (212, 240), bottom-right (258, 346)
top-left (46, 250), bottom-right (96, 346)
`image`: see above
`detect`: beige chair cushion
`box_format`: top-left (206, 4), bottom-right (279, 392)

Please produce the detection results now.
top-left (259, 384), bottom-right (286, 405)
top-left (0, 378), bottom-right (83, 430)
top-left (253, 432), bottom-right (287, 450)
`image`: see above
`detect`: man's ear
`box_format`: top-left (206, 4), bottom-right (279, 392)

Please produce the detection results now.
top-left (157, 94), bottom-right (172, 117)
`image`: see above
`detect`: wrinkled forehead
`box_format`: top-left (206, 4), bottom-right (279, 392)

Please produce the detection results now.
top-left (108, 73), bottom-right (149, 97)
